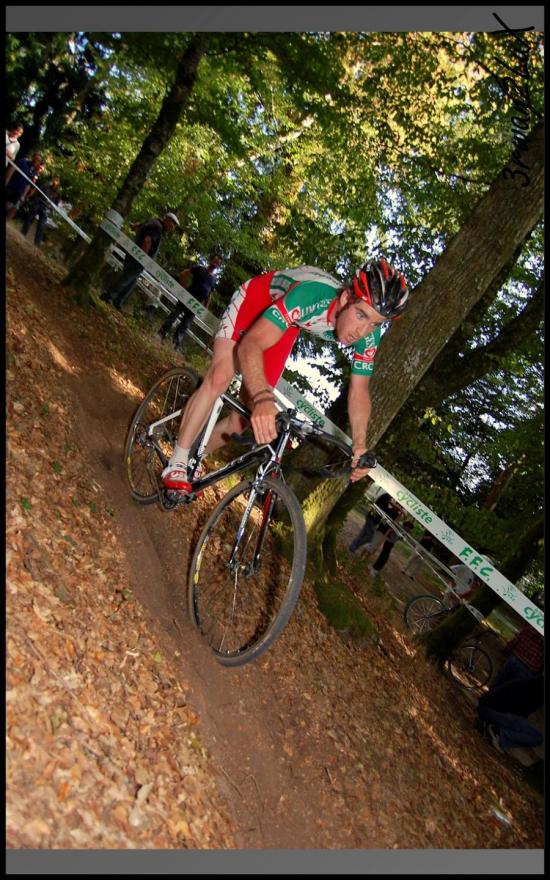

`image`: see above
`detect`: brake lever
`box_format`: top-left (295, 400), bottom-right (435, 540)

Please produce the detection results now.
top-left (354, 451), bottom-right (377, 470)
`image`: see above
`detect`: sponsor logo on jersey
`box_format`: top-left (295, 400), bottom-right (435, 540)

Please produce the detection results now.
top-left (275, 300), bottom-right (296, 327)
top-left (354, 360), bottom-right (374, 374)
top-left (355, 347), bottom-right (377, 362)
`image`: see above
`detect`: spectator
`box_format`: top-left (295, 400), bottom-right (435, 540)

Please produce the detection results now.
top-left (101, 211), bottom-right (180, 311)
top-left (21, 175), bottom-right (62, 247)
top-left (371, 520), bottom-right (414, 575)
top-left (349, 492), bottom-right (397, 554)
top-left (6, 122), bottom-right (24, 170)
top-left (476, 672), bottom-right (544, 753)
top-left (159, 253), bottom-right (222, 349)
top-left (401, 529), bottom-right (436, 579)
top-left (6, 152), bottom-right (44, 220)
top-left (357, 499), bottom-right (403, 559)
top-left (489, 623), bottom-right (544, 691)
top-left (442, 562), bottom-right (479, 607)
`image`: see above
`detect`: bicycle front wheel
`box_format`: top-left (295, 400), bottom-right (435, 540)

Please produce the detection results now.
top-left (124, 366), bottom-right (199, 504)
top-left (447, 644), bottom-right (494, 690)
top-left (404, 594), bottom-right (446, 634)
top-left (188, 477), bottom-right (307, 666)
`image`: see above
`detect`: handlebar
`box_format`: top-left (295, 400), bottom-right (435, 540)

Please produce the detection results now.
top-left (228, 404), bottom-right (376, 477)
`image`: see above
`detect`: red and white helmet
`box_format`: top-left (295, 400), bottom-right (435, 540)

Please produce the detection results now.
top-left (352, 259), bottom-right (409, 319)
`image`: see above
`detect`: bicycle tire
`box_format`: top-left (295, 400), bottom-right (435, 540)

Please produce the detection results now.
top-left (447, 644), bottom-right (494, 690)
top-left (124, 366), bottom-right (200, 504)
top-left (188, 476), bottom-right (307, 666)
top-left (403, 594), bottom-right (446, 634)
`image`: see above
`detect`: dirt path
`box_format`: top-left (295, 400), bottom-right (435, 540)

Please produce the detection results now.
top-left (6, 225), bottom-right (544, 850)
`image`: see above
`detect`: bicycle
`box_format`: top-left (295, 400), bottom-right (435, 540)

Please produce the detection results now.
top-left (124, 366), bottom-right (374, 667)
top-left (403, 593), bottom-right (494, 689)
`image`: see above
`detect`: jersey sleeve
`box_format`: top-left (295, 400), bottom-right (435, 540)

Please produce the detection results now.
top-left (351, 328), bottom-right (381, 376)
top-left (261, 281), bottom-right (337, 332)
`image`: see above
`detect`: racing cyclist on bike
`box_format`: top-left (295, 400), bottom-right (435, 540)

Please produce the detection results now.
top-left (161, 259), bottom-right (410, 492)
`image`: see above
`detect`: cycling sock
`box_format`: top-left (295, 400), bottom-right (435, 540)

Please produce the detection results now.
top-left (169, 445), bottom-right (189, 468)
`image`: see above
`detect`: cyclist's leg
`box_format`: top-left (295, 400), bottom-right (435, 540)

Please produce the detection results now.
top-left (202, 326), bottom-right (300, 454)
top-left (180, 271), bottom-right (276, 456)
top-left (169, 271), bottom-right (297, 463)
top-left (161, 338), bottom-right (237, 488)
top-left (164, 278), bottom-right (265, 479)
top-left (176, 336), bottom-right (238, 451)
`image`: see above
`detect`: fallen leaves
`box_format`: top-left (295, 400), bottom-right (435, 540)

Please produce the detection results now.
top-left (5, 226), bottom-right (544, 852)
top-left (6, 236), bottom-right (236, 850)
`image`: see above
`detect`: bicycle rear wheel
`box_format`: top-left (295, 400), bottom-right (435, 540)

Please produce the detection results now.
top-left (447, 644), bottom-right (494, 689)
top-left (124, 366), bottom-right (199, 504)
top-left (188, 476), bottom-right (307, 666)
top-left (404, 594), bottom-right (446, 634)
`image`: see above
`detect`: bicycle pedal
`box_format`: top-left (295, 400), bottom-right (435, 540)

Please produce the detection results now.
top-left (164, 488), bottom-right (190, 503)
top-left (163, 486), bottom-right (204, 504)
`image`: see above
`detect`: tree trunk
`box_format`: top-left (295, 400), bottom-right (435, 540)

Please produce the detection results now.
top-left (481, 460), bottom-right (522, 512)
top-left (63, 36), bottom-right (209, 301)
top-left (367, 120), bottom-right (544, 446)
top-left (304, 120), bottom-right (544, 573)
top-left (395, 273), bottom-right (544, 417)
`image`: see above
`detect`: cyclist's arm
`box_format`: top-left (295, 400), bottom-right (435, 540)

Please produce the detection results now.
top-left (347, 372), bottom-right (374, 482)
top-left (237, 316), bottom-right (284, 445)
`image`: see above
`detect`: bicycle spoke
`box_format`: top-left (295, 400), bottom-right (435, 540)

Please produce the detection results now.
top-left (448, 644), bottom-right (493, 689)
top-left (404, 595), bottom-right (446, 634)
top-left (188, 478), bottom-right (306, 665)
top-left (124, 368), bottom-right (198, 504)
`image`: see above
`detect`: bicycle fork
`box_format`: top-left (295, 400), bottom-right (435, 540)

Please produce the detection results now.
top-left (226, 428), bottom-right (290, 576)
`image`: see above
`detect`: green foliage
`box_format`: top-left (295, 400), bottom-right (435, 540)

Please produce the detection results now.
top-left (7, 29), bottom-right (544, 584)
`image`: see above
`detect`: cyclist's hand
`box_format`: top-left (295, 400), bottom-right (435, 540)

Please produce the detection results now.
top-left (251, 400), bottom-right (278, 445)
top-left (349, 448), bottom-right (376, 483)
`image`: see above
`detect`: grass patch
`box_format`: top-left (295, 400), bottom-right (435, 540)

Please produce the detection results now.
top-left (339, 548), bottom-right (368, 579)
top-left (314, 578), bottom-right (375, 640)
top-left (369, 575), bottom-right (386, 597)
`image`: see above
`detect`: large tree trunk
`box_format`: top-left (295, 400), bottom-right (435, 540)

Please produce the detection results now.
top-left (377, 269), bottom-right (543, 473)
top-left (62, 36), bottom-right (209, 303)
top-left (391, 273), bottom-right (544, 422)
top-left (367, 121), bottom-right (544, 445)
top-left (481, 460), bottom-right (523, 512)
top-left (305, 120), bottom-right (544, 572)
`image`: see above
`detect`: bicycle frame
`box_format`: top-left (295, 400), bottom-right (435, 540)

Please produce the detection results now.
top-left (144, 389), bottom-right (300, 504)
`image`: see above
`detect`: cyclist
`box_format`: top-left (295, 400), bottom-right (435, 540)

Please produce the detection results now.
top-left (161, 260), bottom-right (409, 491)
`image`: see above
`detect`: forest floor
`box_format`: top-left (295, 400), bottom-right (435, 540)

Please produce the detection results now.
top-left (5, 223), bottom-right (544, 852)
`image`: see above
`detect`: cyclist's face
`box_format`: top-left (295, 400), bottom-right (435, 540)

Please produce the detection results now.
top-left (334, 291), bottom-right (386, 344)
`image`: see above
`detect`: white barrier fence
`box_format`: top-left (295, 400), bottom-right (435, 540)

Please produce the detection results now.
top-left (6, 159), bottom-right (543, 634)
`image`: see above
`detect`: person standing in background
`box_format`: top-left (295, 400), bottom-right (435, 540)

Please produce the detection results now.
top-left (21, 175), bottom-right (62, 247)
top-left (101, 211), bottom-right (180, 311)
top-left (159, 253), bottom-right (222, 349)
top-left (371, 520), bottom-right (413, 575)
top-left (6, 152), bottom-right (44, 220)
top-left (6, 122), bottom-right (24, 170)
